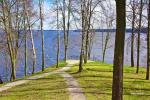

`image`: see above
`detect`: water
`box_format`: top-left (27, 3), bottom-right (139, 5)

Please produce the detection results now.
top-left (0, 30), bottom-right (147, 81)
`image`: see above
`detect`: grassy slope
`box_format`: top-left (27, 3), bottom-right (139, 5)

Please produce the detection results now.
top-left (0, 61), bottom-right (69, 100)
top-left (66, 62), bottom-right (150, 100)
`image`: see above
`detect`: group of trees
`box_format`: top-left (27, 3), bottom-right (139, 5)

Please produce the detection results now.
top-left (113, 0), bottom-right (150, 100)
top-left (0, 0), bottom-right (150, 99)
top-left (0, 0), bottom-right (42, 81)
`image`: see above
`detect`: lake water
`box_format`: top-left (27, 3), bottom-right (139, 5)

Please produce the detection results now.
top-left (0, 30), bottom-right (147, 81)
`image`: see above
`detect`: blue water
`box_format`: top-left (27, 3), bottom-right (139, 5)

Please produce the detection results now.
top-left (0, 30), bottom-right (147, 81)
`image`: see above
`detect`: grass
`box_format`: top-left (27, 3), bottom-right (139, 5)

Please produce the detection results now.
top-left (0, 61), bottom-right (67, 87)
top-left (0, 74), bottom-right (69, 100)
top-left (66, 61), bottom-right (150, 100)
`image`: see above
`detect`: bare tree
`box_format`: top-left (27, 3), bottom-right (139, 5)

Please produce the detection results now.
top-left (1, 0), bottom-right (19, 81)
top-left (39, 0), bottom-right (45, 71)
top-left (23, 0), bottom-right (28, 76)
top-left (25, 0), bottom-right (37, 74)
top-left (79, 0), bottom-right (86, 72)
top-left (101, 0), bottom-right (115, 62)
top-left (56, 0), bottom-right (60, 68)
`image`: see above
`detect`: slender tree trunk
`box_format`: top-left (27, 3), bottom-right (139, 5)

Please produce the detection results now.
top-left (2, 1), bottom-right (17, 81)
top-left (102, 33), bottom-right (109, 62)
top-left (79, 0), bottom-right (85, 72)
top-left (63, 0), bottom-right (67, 62)
top-left (25, 3), bottom-right (36, 74)
top-left (23, 0), bottom-right (27, 76)
top-left (146, 0), bottom-right (150, 80)
top-left (65, 0), bottom-right (71, 62)
top-left (102, 31), bottom-right (104, 61)
top-left (24, 29), bottom-right (27, 76)
top-left (31, 30), bottom-right (36, 74)
top-left (112, 0), bottom-right (126, 100)
top-left (131, 0), bottom-right (135, 67)
top-left (39, 0), bottom-right (45, 71)
top-left (84, 0), bottom-right (92, 64)
top-left (136, 0), bottom-right (143, 73)
top-left (27, 19), bottom-right (36, 74)
top-left (0, 76), bottom-right (3, 84)
top-left (11, 60), bottom-right (16, 81)
top-left (56, 0), bottom-right (60, 68)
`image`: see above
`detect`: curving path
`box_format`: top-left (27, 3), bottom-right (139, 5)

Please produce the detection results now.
top-left (0, 60), bottom-right (87, 100)
top-left (55, 64), bottom-right (86, 100)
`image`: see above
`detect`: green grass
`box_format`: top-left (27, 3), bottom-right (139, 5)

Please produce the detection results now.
top-left (66, 61), bottom-right (150, 100)
top-left (0, 74), bottom-right (69, 100)
top-left (0, 61), bottom-right (67, 87)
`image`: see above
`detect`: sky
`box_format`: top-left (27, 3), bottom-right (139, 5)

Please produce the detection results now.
top-left (32, 0), bottom-right (148, 30)
top-left (31, 0), bottom-right (117, 30)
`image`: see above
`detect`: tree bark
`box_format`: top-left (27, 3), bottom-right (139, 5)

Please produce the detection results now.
top-left (146, 0), bottom-right (150, 80)
top-left (136, 0), bottom-right (143, 73)
top-left (56, 0), bottom-right (60, 68)
top-left (39, 0), bottom-right (45, 71)
top-left (79, 0), bottom-right (85, 72)
top-left (23, 0), bottom-right (28, 77)
top-left (131, 0), bottom-right (135, 67)
top-left (112, 0), bottom-right (126, 100)
top-left (27, 15), bottom-right (36, 74)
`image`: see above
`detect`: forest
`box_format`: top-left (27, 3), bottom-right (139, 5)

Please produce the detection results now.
top-left (0, 0), bottom-right (150, 100)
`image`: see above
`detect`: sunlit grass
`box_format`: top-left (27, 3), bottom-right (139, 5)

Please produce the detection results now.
top-left (0, 74), bottom-right (69, 100)
top-left (66, 61), bottom-right (150, 100)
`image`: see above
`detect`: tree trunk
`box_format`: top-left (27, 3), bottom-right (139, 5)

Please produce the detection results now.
top-left (146, 0), bottom-right (150, 80)
top-left (2, 1), bottom-right (17, 81)
top-left (79, 0), bottom-right (85, 72)
top-left (10, 60), bottom-right (16, 81)
top-left (0, 77), bottom-right (3, 84)
top-left (112, 0), bottom-right (126, 100)
top-left (63, 0), bottom-right (67, 62)
top-left (27, 20), bottom-right (36, 74)
top-left (136, 0), bottom-right (143, 73)
top-left (39, 0), bottom-right (45, 71)
top-left (23, 0), bottom-right (27, 76)
top-left (56, 0), bottom-right (60, 68)
top-left (131, 0), bottom-right (135, 67)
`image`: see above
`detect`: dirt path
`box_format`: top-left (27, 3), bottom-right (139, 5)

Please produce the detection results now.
top-left (0, 60), bottom-right (87, 100)
top-left (55, 64), bottom-right (86, 100)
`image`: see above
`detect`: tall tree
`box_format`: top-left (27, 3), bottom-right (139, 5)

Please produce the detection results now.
top-left (1, 0), bottom-right (19, 81)
top-left (62, 0), bottom-right (71, 62)
top-left (25, 0), bottom-right (37, 74)
top-left (112, 0), bottom-right (126, 100)
top-left (146, 0), bottom-right (150, 80)
top-left (39, 0), bottom-right (45, 71)
top-left (79, 0), bottom-right (86, 72)
top-left (23, 0), bottom-right (28, 76)
top-left (136, 0), bottom-right (143, 73)
top-left (62, 0), bottom-right (67, 62)
top-left (130, 0), bottom-right (136, 67)
top-left (56, 0), bottom-right (60, 68)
